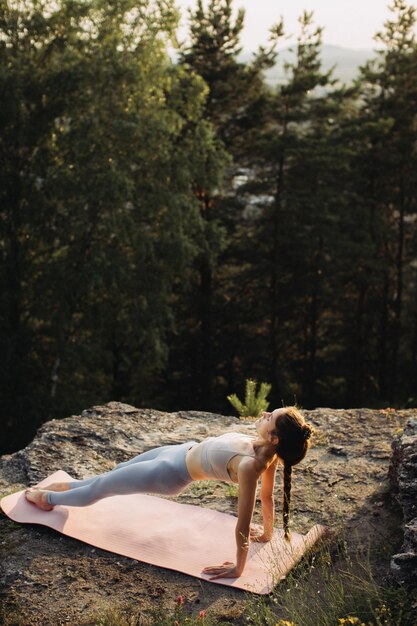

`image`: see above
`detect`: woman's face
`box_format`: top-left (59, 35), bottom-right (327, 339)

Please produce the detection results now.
top-left (255, 408), bottom-right (286, 440)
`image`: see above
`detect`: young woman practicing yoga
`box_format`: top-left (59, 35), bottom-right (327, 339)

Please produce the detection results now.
top-left (26, 406), bottom-right (313, 579)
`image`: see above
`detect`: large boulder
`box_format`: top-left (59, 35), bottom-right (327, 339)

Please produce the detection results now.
top-left (1, 402), bottom-right (415, 625)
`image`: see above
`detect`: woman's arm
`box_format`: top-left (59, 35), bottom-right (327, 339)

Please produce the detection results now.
top-left (234, 461), bottom-right (259, 573)
top-left (251, 459), bottom-right (278, 542)
top-left (202, 460), bottom-right (259, 579)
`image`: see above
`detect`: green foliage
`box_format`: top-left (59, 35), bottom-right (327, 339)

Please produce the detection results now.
top-left (223, 482), bottom-right (239, 498)
top-left (2, 0), bottom-right (417, 453)
top-left (227, 379), bottom-right (271, 418)
top-left (224, 9), bottom-right (347, 408)
top-left (352, 0), bottom-right (417, 404)
top-left (211, 1), bottom-right (417, 412)
top-left (172, 0), bottom-right (276, 409)
top-left (0, 0), bottom-right (226, 450)
top-left (242, 539), bottom-right (417, 626)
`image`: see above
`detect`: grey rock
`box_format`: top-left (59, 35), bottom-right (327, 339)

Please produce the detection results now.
top-left (329, 445), bottom-right (348, 456)
top-left (1, 403), bottom-right (416, 624)
top-left (389, 418), bottom-right (417, 586)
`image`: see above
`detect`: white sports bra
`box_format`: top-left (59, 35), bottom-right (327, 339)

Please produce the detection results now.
top-left (196, 432), bottom-right (256, 482)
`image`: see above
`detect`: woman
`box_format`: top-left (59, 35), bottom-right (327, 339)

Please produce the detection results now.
top-left (26, 406), bottom-right (313, 579)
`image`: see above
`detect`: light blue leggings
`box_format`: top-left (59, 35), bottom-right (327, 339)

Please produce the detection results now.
top-left (46, 441), bottom-right (196, 507)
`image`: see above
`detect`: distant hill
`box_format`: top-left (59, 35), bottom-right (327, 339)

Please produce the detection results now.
top-left (241, 44), bottom-right (377, 85)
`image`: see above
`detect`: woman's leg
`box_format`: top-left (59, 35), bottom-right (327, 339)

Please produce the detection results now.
top-left (35, 442), bottom-right (196, 507)
top-left (110, 445), bottom-right (171, 471)
top-left (44, 445), bottom-right (173, 493)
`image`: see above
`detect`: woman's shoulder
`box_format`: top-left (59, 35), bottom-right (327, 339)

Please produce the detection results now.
top-left (218, 431), bottom-right (254, 440)
top-left (236, 454), bottom-right (264, 480)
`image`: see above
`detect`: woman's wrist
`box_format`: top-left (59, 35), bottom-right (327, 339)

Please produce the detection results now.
top-left (261, 524), bottom-right (273, 539)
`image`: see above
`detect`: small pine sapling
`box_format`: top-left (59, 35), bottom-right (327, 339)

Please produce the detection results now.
top-left (227, 379), bottom-right (271, 419)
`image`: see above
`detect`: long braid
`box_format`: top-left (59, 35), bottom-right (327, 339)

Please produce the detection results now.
top-left (283, 463), bottom-right (293, 541)
top-left (273, 406), bottom-right (313, 540)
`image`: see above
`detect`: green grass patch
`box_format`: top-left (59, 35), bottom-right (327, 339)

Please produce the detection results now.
top-left (243, 537), bottom-right (417, 626)
top-left (186, 481), bottom-right (215, 496)
top-left (223, 483), bottom-right (239, 498)
top-left (82, 602), bottom-right (219, 626)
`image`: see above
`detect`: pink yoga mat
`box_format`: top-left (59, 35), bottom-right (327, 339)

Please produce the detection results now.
top-left (1, 471), bottom-right (326, 594)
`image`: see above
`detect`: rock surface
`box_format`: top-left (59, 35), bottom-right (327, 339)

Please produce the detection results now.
top-left (0, 402), bottom-right (415, 625)
top-left (389, 418), bottom-right (417, 586)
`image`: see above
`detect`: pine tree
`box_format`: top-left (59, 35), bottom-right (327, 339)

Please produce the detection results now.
top-left (232, 12), bottom-right (347, 407)
top-left (180, 0), bottom-right (277, 150)
top-left (227, 379), bottom-right (271, 418)
top-left (171, 0), bottom-right (281, 409)
top-left (355, 0), bottom-right (417, 402)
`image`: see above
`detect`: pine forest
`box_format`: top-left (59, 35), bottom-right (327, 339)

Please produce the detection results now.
top-left (1, 0), bottom-right (417, 454)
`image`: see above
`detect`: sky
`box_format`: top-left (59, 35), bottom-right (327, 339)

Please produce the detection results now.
top-left (174, 0), bottom-right (400, 51)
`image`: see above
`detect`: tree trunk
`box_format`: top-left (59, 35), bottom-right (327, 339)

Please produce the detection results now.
top-left (270, 152), bottom-right (285, 403)
top-left (346, 285), bottom-right (366, 406)
top-left (390, 181), bottom-right (405, 402)
top-left (6, 154), bottom-right (25, 410)
top-left (200, 256), bottom-right (212, 408)
top-left (378, 276), bottom-right (389, 399)
top-left (410, 296), bottom-right (417, 399)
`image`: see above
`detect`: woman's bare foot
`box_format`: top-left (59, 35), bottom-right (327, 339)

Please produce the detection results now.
top-left (25, 488), bottom-right (54, 511)
top-left (44, 482), bottom-right (70, 492)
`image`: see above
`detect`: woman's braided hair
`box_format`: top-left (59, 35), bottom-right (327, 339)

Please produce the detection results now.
top-left (272, 406), bottom-right (313, 540)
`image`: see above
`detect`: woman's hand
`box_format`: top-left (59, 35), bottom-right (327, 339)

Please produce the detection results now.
top-left (202, 561), bottom-right (241, 580)
top-left (249, 525), bottom-right (272, 543)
